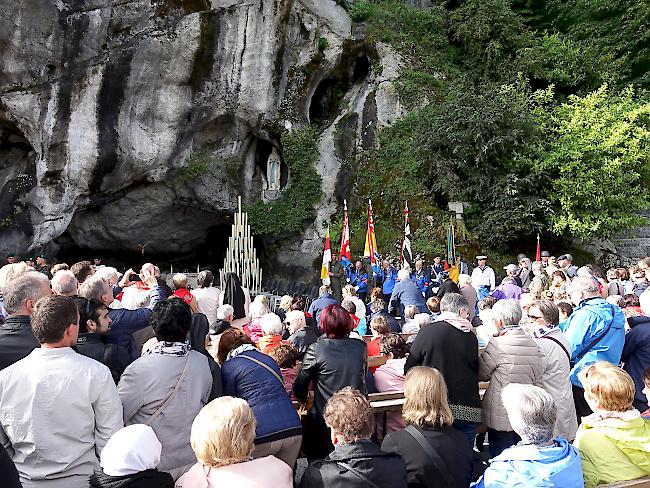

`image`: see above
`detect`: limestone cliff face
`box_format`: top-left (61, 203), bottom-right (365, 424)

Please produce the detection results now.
top-left (0, 0), bottom-right (402, 275)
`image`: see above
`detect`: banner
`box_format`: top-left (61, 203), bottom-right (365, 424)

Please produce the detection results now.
top-left (447, 220), bottom-right (459, 283)
top-left (321, 225), bottom-right (332, 285)
top-left (401, 201), bottom-right (413, 268)
top-left (338, 199), bottom-right (351, 270)
top-left (363, 200), bottom-right (380, 277)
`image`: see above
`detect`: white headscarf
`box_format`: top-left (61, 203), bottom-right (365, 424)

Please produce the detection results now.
top-left (100, 424), bottom-right (162, 477)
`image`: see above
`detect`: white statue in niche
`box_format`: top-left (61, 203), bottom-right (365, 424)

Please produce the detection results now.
top-left (266, 147), bottom-right (282, 191)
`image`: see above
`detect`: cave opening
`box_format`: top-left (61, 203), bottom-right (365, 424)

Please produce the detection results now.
top-left (309, 53), bottom-right (372, 125)
top-left (255, 137), bottom-right (288, 191)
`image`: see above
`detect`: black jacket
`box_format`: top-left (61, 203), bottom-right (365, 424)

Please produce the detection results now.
top-left (0, 443), bottom-right (21, 488)
top-left (190, 314), bottom-right (223, 400)
top-left (382, 425), bottom-right (474, 488)
top-left (405, 321), bottom-right (481, 422)
top-left (0, 315), bottom-right (39, 370)
top-left (436, 279), bottom-right (460, 298)
top-left (293, 337), bottom-right (368, 415)
top-left (288, 326), bottom-right (319, 359)
top-left (90, 469), bottom-right (174, 488)
top-left (300, 441), bottom-right (408, 488)
top-left (76, 333), bottom-right (132, 384)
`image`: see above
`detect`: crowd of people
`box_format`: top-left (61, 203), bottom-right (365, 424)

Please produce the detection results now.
top-left (0, 251), bottom-right (650, 487)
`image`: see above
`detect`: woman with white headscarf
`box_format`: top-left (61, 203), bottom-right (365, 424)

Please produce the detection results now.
top-left (90, 424), bottom-right (174, 487)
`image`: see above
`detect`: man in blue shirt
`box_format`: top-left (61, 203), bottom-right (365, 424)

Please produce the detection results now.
top-left (379, 259), bottom-right (398, 302)
top-left (349, 261), bottom-right (369, 301)
top-left (411, 259), bottom-right (429, 296)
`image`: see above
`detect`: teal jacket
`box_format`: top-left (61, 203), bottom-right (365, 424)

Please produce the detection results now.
top-left (473, 437), bottom-right (584, 487)
top-left (563, 297), bottom-right (625, 387)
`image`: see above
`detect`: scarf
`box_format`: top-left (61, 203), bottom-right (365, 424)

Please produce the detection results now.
top-left (144, 340), bottom-right (190, 356)
top-left (100, 424), bottom-right (162, 476)
top-left (226, 343), bottom-right (257, 362)
top-left (532, 322), bottom-right (559, 339)
top-left (584, 408), bottom-right (641, 424)
top-left (437, 311), bottom-right (472, 332)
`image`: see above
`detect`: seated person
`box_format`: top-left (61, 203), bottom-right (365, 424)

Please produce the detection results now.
top-left (268, 343), bottom-right (301, 400)
top-left (573, 362), bottom-right (650, 487)
top-left (402, 304), bottom-right (419, 334)
top-left (373, 334), bottom-right (410, 439)
top-left (90, 424), bottom-right (174, 487)
top-left (300, 387), bottom-right (408, 488)
top-left (257, 313), bottom-right (289, 354)
top-left (473, 383), bottom-right (583, 487)
top-left (367, 315), bottom-right (391, 360)
top-left (176, 397), bottom-right (293, 488)
top-left (342, 299), bottom-right (367, 336)
top-left (382, 366), bottom-right (474, 488)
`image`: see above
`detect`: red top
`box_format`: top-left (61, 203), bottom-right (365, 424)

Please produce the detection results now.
top-left (173, 288), bottom-right (193, 305)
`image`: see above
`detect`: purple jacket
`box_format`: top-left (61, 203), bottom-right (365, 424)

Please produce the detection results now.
top-left (490, 282), bottom-right (523, 301)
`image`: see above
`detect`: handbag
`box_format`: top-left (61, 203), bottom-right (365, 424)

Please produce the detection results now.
top-left (145, 353), bottom-right (192, 426)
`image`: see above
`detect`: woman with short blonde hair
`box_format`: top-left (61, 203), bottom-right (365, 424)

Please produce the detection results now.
top-left (382, 366), bottom-right (474, 488)
top-left (176, 397), bottom-right (293, 488)
top-left (574, 362), bottom-right (650, 487)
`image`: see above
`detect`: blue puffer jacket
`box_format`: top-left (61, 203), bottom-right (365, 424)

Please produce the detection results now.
top-left (472, 437), bottom-right (584, 487)
top-left (622, 315), bottom-right (650, 410)
top-left (564, 297), bottom-right (625, 388)
top-left (222, 349), bottom-right (302, 444)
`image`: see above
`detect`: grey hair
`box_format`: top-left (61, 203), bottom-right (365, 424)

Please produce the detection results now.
top-left (78, 275), bottom-right (110, 302)
top-left (502, 384), bottom-right (556, 445)
top-left (397, 269), bottom-right (410, 281)
top-left (249, 300), bottom-right (268, 319)
top-left (576, 266), bottom-right (593, 278)
top-left (492, 299), bottom-right (522, 327)
top-left (530, 300), bottom-right (559, 325)
top-left (319, 284), bottom-right (332, 296)
top-left (439, 293), bottom-right (469, 315)
top-left (404, 304), bottom-right (418, 320)
top-left (216, 304), bottom-right (234, 320)
top-left (4, 272), bottom-right (49, 314)
top-left (260, 313), bottom-right (283, 335)
top-left (567, 277), bottom-right (599, 295)
top-left (341, 298), bottom-right (356, 314)
top-left (50, 270), bottom-right (79, 296)
top-left (95, 266), bottom-right (120, 284)
top-left (414, 313), bottom-right (431, 328)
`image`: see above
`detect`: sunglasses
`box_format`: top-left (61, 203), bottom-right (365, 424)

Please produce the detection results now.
top-left (527, 315), bottom-right (543, 320)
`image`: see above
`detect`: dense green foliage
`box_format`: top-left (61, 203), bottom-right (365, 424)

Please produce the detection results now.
top-left (343, 0), bottom-right (649, 259)
top-left (246, 127), bottom-right (323, 235)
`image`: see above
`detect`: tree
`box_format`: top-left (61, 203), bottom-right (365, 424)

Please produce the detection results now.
top-left (534, 85), bottom-right (650, 239)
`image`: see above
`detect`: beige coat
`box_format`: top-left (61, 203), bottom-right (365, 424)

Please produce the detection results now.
top-left (479, 328), bottom-right (544, 431)
top-left (535, 328), bottom-right (578, 440)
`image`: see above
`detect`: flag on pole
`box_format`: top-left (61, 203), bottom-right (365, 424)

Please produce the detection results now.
top-left (338, 200), bottom-right (351, 270)
top-left (535, 233), bottom-right (541, 262)
top-left (401, 201), bottom-right (413, 268)
top-left (446, 220), bottom-right (459, 283)
top-left (321, 225), bottom-right (332, 285)
top-left (364, 200), bottom-right (380, 277)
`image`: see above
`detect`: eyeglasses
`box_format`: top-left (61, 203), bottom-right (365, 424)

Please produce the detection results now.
top-left (527, 315), bottom-right (543, 320)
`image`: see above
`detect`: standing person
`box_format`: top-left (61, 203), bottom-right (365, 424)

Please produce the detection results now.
top-left (490, 276), bottom-right (523, 301)
top-left (528, 300), bottom-right (578, 441)
top-left (300, 388), bottom-right (408, 488)
top-left (405, 293), bottom-right (481, 447)
top-left (307, 285), bottom-right (339, 329)
top-left (558, 254), bottom-right (578, 279)
top-left (380, 259), bottom-right (399, 302)
top-left (540, 250), bottom-right (551, 267)
top-left (342, 284), bottom-right (366, 321)
top-left (436, 270), bottom-right (461, 298)
top-left (411, 259), bottom-right (430, 296)
top-left (190, 270), bottom-right (220, 326)
top-left (573, 362), bottom-right (650, 487)
top-left (0, 295), bottom-right (123, 488)
top-left (74, 297), bottom-right (132, 385)
top-left (621, 290), bottom-right (650, 412)
top-left (518, 258), bottom-right (533, 290)
top-left (381, 367), bottom-right (475, 488)
top-left (471, 255), bottom-right (495, 301)
top-left (564, 277), bottom-right (626, 420)
top-left (219, 272), bottom-right (251, 329)
top-left (118, 299), bottom-right (212, 479)
top-left (349, 260), bottom-right (370, 301)
top-left (285, 310), bottom-right (318, 360)
top-left (389, 269), bottom-right (428, 320)
top-left (607, 269), bottom-right (625, 297)
top-left (479, 299), bottom-right (544, 457)
top-left (34, 255), bottom-right (51, 277)
top-left (458, 274), bottom-right (478, 321)
top-left (293, 304), bottom-right (368, 460)
top-left (0, 271), bottom-right (51, 370)
top-left (429, 255), bottom-right (445, 291)
top-left (218, 329), bottom-right (303, 469)
top-left (529, 261), bottom-right (550, 300)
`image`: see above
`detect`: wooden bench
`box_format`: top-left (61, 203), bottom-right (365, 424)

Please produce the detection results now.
top-left (602, 478), bottom-right (650, 487)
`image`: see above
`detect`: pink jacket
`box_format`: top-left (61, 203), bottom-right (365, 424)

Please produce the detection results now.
top-left (175, 456), bottom-right (293, 488)
top-left (374, 358), bottom-right (406, 437)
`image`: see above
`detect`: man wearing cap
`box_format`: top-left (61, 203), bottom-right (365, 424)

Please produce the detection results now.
top-left (35, 255), bottom-right (50, 277)
top-left (558, 254), bottom-right (578, 278)
top-left (5, 254), bottom-right (16, 265)
top-left (429, 255), bottom-right (445, 290)
top-left (540, 250), bottom-right (550, 267)
top-left (518, 258), bottom-right (533, 290)
top-left (491, 267), bottom-right (524, 301)
top-left (471, 255), bottom-right (495, 300)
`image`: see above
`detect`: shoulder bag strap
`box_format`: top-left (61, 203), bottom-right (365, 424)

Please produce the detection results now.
top-left (145, 353), bottom-right (192, 426)
top-left (335, 461), bottom-right (381, 488)
top-left (238, 353), bottom-right (284, 386)
top-left (405, 425), bottom-right (454, 488)
top-left (572, 304), bottom-right (617, 365)
top-left (541, 335), bottom-right (571, 364)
